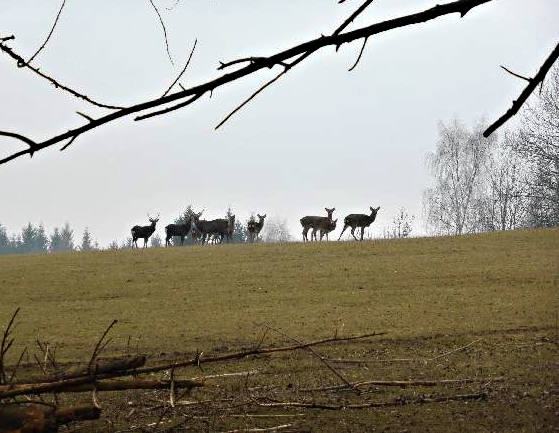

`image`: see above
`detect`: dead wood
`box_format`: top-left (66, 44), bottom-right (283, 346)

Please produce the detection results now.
top-left (299, 376), bottom-right (504, 392)
top-left (253, 392), bottom-right (487, 410)
top-left (0, 403), bottom-right (100, 433)
top-left (55, 354), bottom-right (146, 381)
top-left (37, 378), bottom-right (204, 393)
top-left (135, 331), bottom-right (386, 376)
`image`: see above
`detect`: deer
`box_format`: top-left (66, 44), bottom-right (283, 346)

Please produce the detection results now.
top-left (131, 215), bottom-right (159, 248)
top-left (247, 214), bottom-right (266, 242)
top-left (300, 207), bottom-right (335, 242)
top-left (338, 206), bottom-right (380, 241)
top-left (164, 210), bottom-right (203, 246)
top-left (191, 212), bottom-right (234, 244)
top-left (313, 218), bottom-right (338, 242)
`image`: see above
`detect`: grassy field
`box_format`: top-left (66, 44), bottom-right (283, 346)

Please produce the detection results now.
top-left (0, 228), bottom-right (557, 431)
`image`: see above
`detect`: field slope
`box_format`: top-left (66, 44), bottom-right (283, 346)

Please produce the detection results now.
top-left (1, 228), bottom-right (556, 356)
top-left (0, 228), bottom-right (557, 431)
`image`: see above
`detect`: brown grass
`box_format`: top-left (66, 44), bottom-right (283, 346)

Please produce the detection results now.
top-left (0, 228), bottom-right (557, 431)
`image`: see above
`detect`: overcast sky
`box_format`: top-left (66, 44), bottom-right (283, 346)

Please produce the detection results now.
top-left (1, 0), bottom-right (557, 246)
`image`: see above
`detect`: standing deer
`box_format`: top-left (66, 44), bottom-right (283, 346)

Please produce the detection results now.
top-left (338, 206), bottom-right (380, 241)
top-left (131, 215), bottom-right (159, 248)
top-left (313, 218), bottom-right (338, 242)
top-left (191, 212), bottom-right (234, 244)
top-left (247, 214), bottom-right (266, 242)
top-left (300, 207), bottom-right (335, 242)
top-left (165, 210), bottom-right (203, 246)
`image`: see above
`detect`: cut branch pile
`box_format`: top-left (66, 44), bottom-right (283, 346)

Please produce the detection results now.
top-left (0, 309), bottom-right (504, 432)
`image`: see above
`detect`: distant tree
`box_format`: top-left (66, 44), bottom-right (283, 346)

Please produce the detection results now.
top-left (107, 240), bottom-right (119, 250)
top-left (384, 208), bottom-right (415, 239)
top-left (261, 215), bottom-right (292, 243)
top-left (423, 119), bottom-right (496, 235)
top-left (0, 224), bottom-right (13, 254)
top-left (19, 223), bottom-right (48, 254)
top-left (233, 219), bottom-right (249, 243)
top-left (512, 65), bottom-right (559, 227)
top-left (80, 227), bottom-right (94, 251)
top-left (49, 227), bottom-right (62, 252)
top-left (169, 204), bottom-right (198, 246)
top-left (474, 133), bottom-right (528, 231)
top-left (59, 222), bottom-right (75, 251)
top-left (150, 232), bottom-right (163, 247)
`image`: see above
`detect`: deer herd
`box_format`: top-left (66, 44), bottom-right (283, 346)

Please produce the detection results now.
top-left (130, 207), bottom-right (380, 248)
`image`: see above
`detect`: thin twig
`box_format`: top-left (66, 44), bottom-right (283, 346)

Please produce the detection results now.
top-left (8, 347), bottom-right (28, 383)
top-left (348, 37), bottom-right (369, 71)
top-left (0, 308), bottom-right (20, 384)
top-left (258, 323), bottom-right (358, 392)
top-left (148, 0), bottom-right (174, 65)
top-left (76, 111), bottom-right (94, 122)
top-left (162, 38), bottom-right (197, 97)
top-left (500, 65), bottom-right (531, 83)
top-left (60, 135), bottom-right (77, 151)
top-left (215, 51), bottom-right (312, 130)
top-left (27, 0), bottom-right (67, 65)
top-left (87, 320), bottom-right (118, 373)
top-left (0, 42), bottom-right (124, 110)
top-left (334, 0), bottom-right (377, 36)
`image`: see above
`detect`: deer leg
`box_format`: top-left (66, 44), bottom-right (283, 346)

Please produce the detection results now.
top-left (302, 227), bottom-right (309, 242)
top-left (350, 227), bottom-right (359, 241)
top-left (311, 227), bottom-right (318, 241)
top-left (360, 227), bottom-right (365, 241)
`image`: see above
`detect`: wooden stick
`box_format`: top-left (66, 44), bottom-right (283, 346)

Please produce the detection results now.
top-left (135, 331), bottom-right (386, 375)
top-left (254, 392), bottom-right (486, 410)
top-left (299, 376), bottom-right (504, 392)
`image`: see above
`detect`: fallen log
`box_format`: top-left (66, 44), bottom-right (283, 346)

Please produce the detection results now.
top-left (54, 377), bottom-right (204, 392)
top-left (0, 404), bottom-right (100, 433)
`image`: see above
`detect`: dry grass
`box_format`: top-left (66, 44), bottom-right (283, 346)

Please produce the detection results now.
top-left (0, 228), bottom-right (557, 431)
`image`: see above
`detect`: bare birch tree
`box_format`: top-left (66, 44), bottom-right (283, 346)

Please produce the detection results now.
top-left (423, 119), bottom-right (496, 235)
top-left (513, 65), bottom-right (559, 227)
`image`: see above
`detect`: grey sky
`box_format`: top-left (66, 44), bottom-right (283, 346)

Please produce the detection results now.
top-left (1, 0), bottom-right (557, 246)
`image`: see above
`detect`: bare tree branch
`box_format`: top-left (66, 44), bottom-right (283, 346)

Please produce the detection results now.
top-left (500, 65), bottom-right (531, 83)
top-left (162, 39), bottom-right (198, 97)
top-left (135, 92), bottom-right (204, 121)
top-left (148, 0), bottom-right (174, 65)
top-left (27, 0), bottom-right (67, 65)
top-left (484, 42), bottom-right (559, 137)
top-left (0, 41), bottom-right (124, 110)
top-left (0, 0), bottom-right (494, 164)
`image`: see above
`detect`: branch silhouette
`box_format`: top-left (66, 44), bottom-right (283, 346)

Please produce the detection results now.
top-left (2, 0), bottom-right (539, 165)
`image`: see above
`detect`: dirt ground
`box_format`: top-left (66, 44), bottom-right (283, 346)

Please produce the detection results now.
top-left (40, 326), bottom-right (558, 432)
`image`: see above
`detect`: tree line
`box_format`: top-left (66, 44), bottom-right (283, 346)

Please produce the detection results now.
top-left (423, 66), bottom-right (558, 235)
top-left (0, 207), bottom-right (295, 254)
